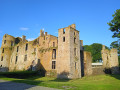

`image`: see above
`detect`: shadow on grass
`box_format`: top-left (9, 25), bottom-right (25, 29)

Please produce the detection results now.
top-left (50, 78), bottom-right (70, 82)
top-left (0, 80), bottom-right (40, 90)
top-left (104, 66), bottom-right (120, 80)
top-left (108, 74), bottom-right (120, 80)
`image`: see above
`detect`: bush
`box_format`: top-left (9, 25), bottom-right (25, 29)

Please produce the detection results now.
top-left (0, 71), bottom-right (38, 79)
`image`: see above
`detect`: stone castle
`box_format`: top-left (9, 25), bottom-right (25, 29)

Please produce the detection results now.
top-left (0, 24), bottom-right (119, 79)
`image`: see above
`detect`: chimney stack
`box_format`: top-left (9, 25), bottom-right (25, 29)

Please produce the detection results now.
top-left (40, 30), bottom-right (44, 36)
top-left (22, 35), bottom-right (26, 42)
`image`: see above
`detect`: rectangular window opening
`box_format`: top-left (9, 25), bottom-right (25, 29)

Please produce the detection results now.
top-left (2, 48), bottom-right (4, 53)
top-left (74, 32), bottom-right (75, 35)
top-left (44, 36), bottom-right (45, 40)
top-left (74, 48), bottom-right (76, 56)
top-left (52, 61), bottom-right (56, 69)
top-left (63, 37), bottom-right (65, 42)
top-left (63, 29), bottom-right (65, 34)
top-left (52, 49), bottom-right (56, 59)
top-left (24, 55), bottom-right (27, 61)
top-left (17, 46), bottom-right (19, 52)
top-left (74, 38), bottom-right (76, 43)
top-left (75, 62), bottom-right (76, 70)
top-left (4, 40), bottom-right (6, 44)
top-left (25, 43), bottom-right (28, 51)
top-left (1, 56), bottom-right (3, 61)
top-left (15, 56), bottom-right (18, 64)
top-left (11, 41), bottom-right (13, 46)
top-left (53, 42), bottom-right (55, 47)
top-left (34, 48), bottom-right (36, 52)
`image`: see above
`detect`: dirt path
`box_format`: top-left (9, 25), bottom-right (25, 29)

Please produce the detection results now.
top-left (0, 79), bottom-right (62, 90)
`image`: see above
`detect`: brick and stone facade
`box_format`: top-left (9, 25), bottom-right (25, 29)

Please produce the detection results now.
top-left (0, 24), bottom-right (119, 78)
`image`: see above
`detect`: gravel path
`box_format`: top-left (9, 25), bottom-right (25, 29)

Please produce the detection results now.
top-left (0, 79), bottom-right (62, 90)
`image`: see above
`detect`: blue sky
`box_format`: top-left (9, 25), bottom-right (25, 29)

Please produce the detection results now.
top-left (0, 0), bottom-right (120, 47)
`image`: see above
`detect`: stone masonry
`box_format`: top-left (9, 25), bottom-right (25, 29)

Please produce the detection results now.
top-left (0, 24), bottom-right (119, 79)
top-left (84, 51), bottom-right (92, 76)
top-left (0, 24), bottom-right (82, 79)
top-left (101, 45), bottom-right (119, 74)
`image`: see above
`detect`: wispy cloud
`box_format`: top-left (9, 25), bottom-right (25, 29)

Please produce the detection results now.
top-left (38, 33), bottom-right (40, 36)
top-left (27, 38), bottom-right (35, 41)
top-left (20, 27), bottom-right (29, 31)
top-left (55, 32), bottom-right (58, 34)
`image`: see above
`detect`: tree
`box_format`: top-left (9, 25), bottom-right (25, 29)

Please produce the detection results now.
top-left (108, 9), bottom-right (120, 38)
top-left (108, 9), bottom-right (120, 66)
top-left (83, 43), bottom-right (109, 62)
top-left (110, 40), bottom-right (120, 54)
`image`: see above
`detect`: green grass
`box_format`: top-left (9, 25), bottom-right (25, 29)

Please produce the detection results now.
top-left (0, 73), bottom-right (120, 90)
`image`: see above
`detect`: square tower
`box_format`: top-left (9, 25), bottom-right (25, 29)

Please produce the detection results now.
top-left (57, 24), bottom-right (81, 79)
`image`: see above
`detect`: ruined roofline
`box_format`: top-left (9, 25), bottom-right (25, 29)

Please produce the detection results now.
top-left (3, 34), bottom-right (15, 39)
top-left (39, 30), bottom-right (58, 38)
top-left (48, 34), bottom-right (58, 38)
top-left (58, 24), bottom-right (80, 32)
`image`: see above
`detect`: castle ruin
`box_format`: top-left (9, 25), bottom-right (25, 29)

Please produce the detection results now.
top-left (0, 24), bottom-right (119, 79)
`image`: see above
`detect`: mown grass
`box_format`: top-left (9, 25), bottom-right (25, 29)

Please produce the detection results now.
top-left (0, 71), bottom-right (120, 90)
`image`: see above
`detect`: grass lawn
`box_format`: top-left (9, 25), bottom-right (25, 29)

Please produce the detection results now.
top-left (0, 73), bottom-right (120, 90)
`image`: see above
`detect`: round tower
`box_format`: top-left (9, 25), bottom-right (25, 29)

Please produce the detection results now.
top-left (1, 34), bottom-right (15, 48)
top-left (0, 34), bottom-right (15, 72)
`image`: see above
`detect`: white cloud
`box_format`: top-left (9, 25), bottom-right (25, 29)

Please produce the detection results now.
top-left (27, 38), bottom-right (35, 41)
top-left (20, 27), bottom-right (29, 31)
top-left (55, 32), bottom-right (58, 34)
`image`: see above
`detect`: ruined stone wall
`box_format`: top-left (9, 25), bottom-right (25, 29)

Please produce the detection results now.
top-left (57, 24), bottom-right (81, 79)
top-left (69, 26), bottom-right (81, 78)
top-left (101, 45), bottom-right (119, 74)
top-left (84, 51), bottom-right (92, 76)
top-left (57, 26), bottom-right (71, 78)
top-left (37, 33), bottom-right (58, 73)
top-left (0, 24), bottom-right (83, 79)
top-left (9, 39), bottom-right (39, 71)
top-left (0, 30), bottom-right (58, 73)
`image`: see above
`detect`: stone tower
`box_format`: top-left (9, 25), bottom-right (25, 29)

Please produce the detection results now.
top-left (57, 24), bottom-right (81, 79)
top-left (101, 45), bottom-right (119, 74)
top-left (0, 34), bottom-right (15, 72)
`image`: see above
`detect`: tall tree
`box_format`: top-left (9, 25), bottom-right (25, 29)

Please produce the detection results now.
top-left (108, 9), bottom-right (120, 38)
top-left (108, 9), bottom-right (120, 66)
top-left (110, 40), bottom-right (120, 54)
top-left (83, 43), bottom-right (109, 62)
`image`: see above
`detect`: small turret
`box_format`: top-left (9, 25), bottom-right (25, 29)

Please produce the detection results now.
top-left (22, 35), bottom-right (26, 42)
top-left (0, 34), bottom-right (15, 72)
top-left (102, 45), bottom-right (105, 50)
top-left (70, 24), bottom-right (76, 29)
top-left (40, 30), bottom-right (44, 36)
top-left (45, 32), bottom-right (47, 36)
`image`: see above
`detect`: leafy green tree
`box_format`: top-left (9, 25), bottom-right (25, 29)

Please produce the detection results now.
top-left (110, 40), bottom-right (120, 54)
top-left (110, 40), bottom-right (120, 66)
top-left (83, 43), bottom-right (109, 62)
top-left (108, 9), bottom-right (120, 38)
top-left (108, 9), bottom-right (120, 66)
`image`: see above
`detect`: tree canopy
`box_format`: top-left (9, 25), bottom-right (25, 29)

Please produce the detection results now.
top-left (108, 9), bottom-right (120, 66)
top-left (83, 43), bottom-right (109, 62)
top-left (110, 40), bottom-right (120, 54)
top-left (108, 9), bottom-right (120, 38)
